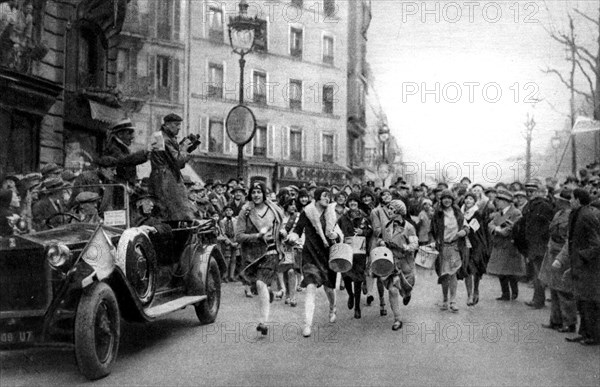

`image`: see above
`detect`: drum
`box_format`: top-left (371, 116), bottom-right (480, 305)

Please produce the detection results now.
top-left (370, 246), bottom-right (394, 277)
top-left (344, 236), bottom-right (366, 255)
top-left (328, 243), bottom-right (354, 273)
top-left (416, 246), bottom-right (439, 269)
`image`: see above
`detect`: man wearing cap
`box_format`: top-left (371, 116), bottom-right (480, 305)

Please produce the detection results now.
top-left (74, 191), bottom-right (102, 223)
top-left (104, 118), bottom-right (148, 186)
top-left (68, 156), bottom-right (118, 212)
top-left (149, 113), bottom-right (194, 220)
top-left (229, 186), bottom-right (247, 217)
top-left (514, 191), bottom-right (528, 212)
top-left (32, 178), bottom-right (68, 230)
top-left (40, 163), bottom-right (63, 181)
top-left (519, 183), bottom-right (555, 309)
top-left (487, 190), bottom-right (526, 301)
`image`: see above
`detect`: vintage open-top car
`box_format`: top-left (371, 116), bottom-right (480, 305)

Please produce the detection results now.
top-left (0, 184), bottom-right (225, 380)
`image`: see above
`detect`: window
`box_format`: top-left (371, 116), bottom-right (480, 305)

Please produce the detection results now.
top-left (117, 49), bottom-right (130, 87)
top-left (323, 36), bottom-right (334, 65)
top-left (157, 0), bottom-right (174, 40)
top-left (156, 55), bottom-right (171, 100)
top-left (291, 0), bottom-right (303, 7)
top-left (253, 71), bottom-right (267, 105)
top-left (149, 54), bottom-right (180, 102)
top-left (324, 0), bottom-right (335, 17)
top-left (254, 19), bottom-right (268, 52)
top-left (323, 85), bottom-right (334, 114)
top-left (289, 79), bottom-right (302, 110)
top-left (208, 6), bottom-right (224, 42)
top-left (290, 27), bottom-right (303, 59)
top-left (290, 128), bottom-right (302, 161)
top-left (207, 63), bottom-right (223, 98)
top-left (254, 125), bottom-right (267, 157)
top-left (78, 27), bottom-right (105, 88)
top-left (323, 134), bottom-right (334, 163)
top-left (208, 119), bottom-right (224, 153)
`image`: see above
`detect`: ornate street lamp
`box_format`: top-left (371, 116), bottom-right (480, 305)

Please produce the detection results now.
top-left (378, 123), bottom-right (390, 163)
top-left (227, 0), bottom-right (260, 183)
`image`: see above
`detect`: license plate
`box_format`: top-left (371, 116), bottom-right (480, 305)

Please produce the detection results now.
top-left (0, 330), bottom-right (34, 343)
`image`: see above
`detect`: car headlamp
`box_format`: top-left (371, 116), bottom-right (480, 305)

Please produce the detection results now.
top-left (46, 243), bottom-right (71, 269)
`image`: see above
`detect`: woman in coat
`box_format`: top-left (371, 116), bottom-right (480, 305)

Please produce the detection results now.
top-left (486, 190), bottom-right (526, 301)
top-left (288, 187), bottom-right (342, 338)
top-left (235, 182), bottom-right (286, 336)
top-left (461, 191), bottom-right (490, 306)
top-left (431, 190), bottom-right (469, 312)
top-left (337, 193), bottom-right (372, 319)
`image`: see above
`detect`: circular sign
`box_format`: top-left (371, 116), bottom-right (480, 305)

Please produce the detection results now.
top-left (226, 105), bottom-right (257, 146)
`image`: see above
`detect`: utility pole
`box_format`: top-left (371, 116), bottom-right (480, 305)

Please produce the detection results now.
top-left (524, 112), bottom-right (536, 182)
top-left (568, 17), bottom-right (577, 175)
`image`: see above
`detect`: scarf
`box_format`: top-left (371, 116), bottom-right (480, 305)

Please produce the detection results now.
top-left (461, 204), bottom-right (479, 221)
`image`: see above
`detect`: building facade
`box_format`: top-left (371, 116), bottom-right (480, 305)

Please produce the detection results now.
top-left (188, 0), bottom-right (349, 189)
top-left (0, 0), bottom-right (129, 177)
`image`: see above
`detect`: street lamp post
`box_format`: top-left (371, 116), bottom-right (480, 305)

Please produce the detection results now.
top-left (227, 0), bottom-right (260, 183)
top-left (551, 131), bottom-right (561, 166)
top-left (377, 124), bottom-right (390, 186)
top-left (523, 112), bottom-right (536, 182)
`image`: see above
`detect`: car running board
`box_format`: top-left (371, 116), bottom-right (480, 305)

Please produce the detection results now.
top-left (145, 295), bottom-right (207, 318)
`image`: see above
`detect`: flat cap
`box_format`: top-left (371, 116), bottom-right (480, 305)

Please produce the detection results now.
top-left (163, 113), bottom-right (183, 123)
top-left (110, 118), bottom-right (135, 133)
top-left (41, 163), bottom-right (62, 177)
top-left (496, 189), bottom-right (514, 202)
top-left (42, 177), bottom-right (66, 190)
top-left (513, 190), bottom-right (527, 198)
top-left (76, 191), bottom-right (101, 204)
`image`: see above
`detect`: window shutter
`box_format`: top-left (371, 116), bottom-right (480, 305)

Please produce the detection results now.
top-left (302, 130), bottom-right (307, 162)
top-left (172, 58), bottom-right (180, 102)
top-left (148, 1), bottom-right (157, 38)
top-left (147, 54), bottom-right (156, 96)
top-left (267, 124), bottom-right (274, 158)
top-left (173, 0), bottom-right (181, 41)
top-left (244, 138), bottom-right (253, 156)
top-left (334, 133), bottom-right (339, 163)
top-left (224, 118), bottom-right (232, 154)
top-left (315, 131), bottom-right (322, 163)
top-left (199, 115), bottom-right (209, 152)
top-left (282, 126), bottom-right (290, 159)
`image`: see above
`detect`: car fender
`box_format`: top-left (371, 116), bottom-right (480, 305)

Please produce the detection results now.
top-left (185, 244), bottom-right (225, 296)
top-left (198, 244), bottom-right (226, 283)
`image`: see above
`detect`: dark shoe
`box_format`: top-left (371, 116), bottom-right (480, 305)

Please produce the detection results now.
top-left (380, 308), bottom-right (387, 316)
top-left (354, 308), bottom-right (361, 319)
top-left (496, 296), bottom-right (510, 301)
top-left (392, 320), bottom-right (403, 331)
top-left (269, 290), bottom-right (274, 304)
top-left (347, 296), bottom-right (354, 310)
top-left (557, 325), bottom-right (576, 333)
top-left (290, 298), bottom-right (298, 307)
top-left (449, 302), bottom-right (459, 313)
top-left (473, 294), bottom-right (479, 305)
top-left (565, 336), bottom-right (585, 343)
top-left (296, 286), bottom-right (303, 292)
top-left (541, 323), bottom-right (561, 330)
top-left (580, 338), bottom-right (600, 346)
top-left (256, 323), bottom-right (268, 336)
top-left (366, 295), bottom-right (374, 306)
top-left (362, 282), bottom-right (368, 295)
top-left (525, 301), bottom-right (544, 309)
top-left (403, 295), bottom-right (411, 306)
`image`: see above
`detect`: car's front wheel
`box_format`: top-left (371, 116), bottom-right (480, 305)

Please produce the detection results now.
top-left (194, 258), bottom-right (221, 324)
top-left (74, 282), bottom-right (120, 380)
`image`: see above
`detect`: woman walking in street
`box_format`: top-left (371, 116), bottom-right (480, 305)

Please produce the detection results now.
top-left (338, 193), bottom-right (372, 319)
top-left (461, 191), bottom-right (490, 306)
top-left (279, 199), bottom-right (299, 307)
top-left (431, 190), bottom-right (469, 312)
top-left (235, 182), bottom-right (286, 336)
top-left (288, 187), bottom-right (342, 337)
top-left (368, 189), bottom-right (394, 316)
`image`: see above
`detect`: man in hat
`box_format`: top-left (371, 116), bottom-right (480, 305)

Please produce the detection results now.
top-left (213, 180), bottom-right (229, 209)
top-left (32, 177), bottom-right (69, 230)
top-left (487, 190), bottom-right (526, 301)
top-left (69, 156), bottom-right (118, 212)
top-left (104, 118), bottom-right (148, 186)
top-left (520, 184), bottom-right (554, 309)
top-left (40, 163), bottom-right (63, 181)
top-left (229, 186), bottom-right (247, 217)
top-left (149, 113), bottom-right (194, 220)
top-left (514, 191), bottom-right (528, 212)
top-left (74, 191), bottom-right (103, 223)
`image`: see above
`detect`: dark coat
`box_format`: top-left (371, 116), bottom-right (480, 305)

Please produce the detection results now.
top-left (235, 201), bottom-right (285, 265)
top-left (149, 129), bottom-right (193, 220)
top-left (538, 208), bottom-right (571, 293)
top-left (567, 205), bottom-right (600, 302)
top-left (431, 205), bottom-right (469, 279)
top-left (486, 205), bottom-right (526, 276)
top-left (104, 137), bottom-right (148, 186)
top-left (520, 196), bottom-right (555, 260)
top-left (0, 190), bottom-right (14, 236)
top-left (463, 208), bottom-right (490, 277)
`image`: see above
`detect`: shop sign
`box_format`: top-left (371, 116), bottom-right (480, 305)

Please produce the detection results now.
top-left (279, 166), bottom-right (347, 185)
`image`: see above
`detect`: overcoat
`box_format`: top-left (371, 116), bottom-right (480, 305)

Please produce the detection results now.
top-left (486, 205), bottom-right (526, 276)
top-left (520, 196), bottom-right (555, 260)
top-left (104, 137), bottom-right (148, 186)
top-left (567, 205), bottom-right (600, 302)
top-left (538, 208), bottom-right (572, 293)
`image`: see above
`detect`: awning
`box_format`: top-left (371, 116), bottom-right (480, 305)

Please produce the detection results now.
top-left (89, 100), bottom-right (126, 125)
top-left (573, 117), bottom-right (600, 134)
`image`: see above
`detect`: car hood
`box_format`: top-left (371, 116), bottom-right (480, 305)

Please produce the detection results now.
top-left (18, 224), bottom-right (122, 247)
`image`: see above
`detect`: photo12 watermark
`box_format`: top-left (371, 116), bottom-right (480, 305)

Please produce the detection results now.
top-left (200, 321), bottom-right (340, 344)
top-left (401, 82), bottom-right (541, 104)
top-left (399, 1), bottom-right (540, 24)
top-left (400, 321), bottom-right (541, 344)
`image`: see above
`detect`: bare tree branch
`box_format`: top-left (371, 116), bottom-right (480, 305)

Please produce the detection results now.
top-left (574, 8), bottom-right (599, 27)
top-left (574, 59), bottom-right (596, 103)
top-left (543, 68), bottom-right (593, 101)
top-left (575, 49), bottom-right (599, 77)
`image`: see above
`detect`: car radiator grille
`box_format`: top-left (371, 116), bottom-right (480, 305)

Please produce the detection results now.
top-left (0, 248), bottom-right (49, 312)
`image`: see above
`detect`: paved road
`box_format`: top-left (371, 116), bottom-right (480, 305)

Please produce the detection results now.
top-left (2, 267), bottom-right (599, 386)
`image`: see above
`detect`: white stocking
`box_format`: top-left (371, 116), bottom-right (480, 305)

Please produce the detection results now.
top-left (304, 284), bottom-right (316, 327)
top-left (256, 281), bottom-right (270, 324)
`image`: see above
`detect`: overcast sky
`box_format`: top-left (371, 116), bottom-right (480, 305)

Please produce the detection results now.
top-left (368, 0), bottom-right (598, 183)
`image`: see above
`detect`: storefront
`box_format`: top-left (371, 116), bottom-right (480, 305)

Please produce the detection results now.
top-left (275, 162), bottom-right (351, 190)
